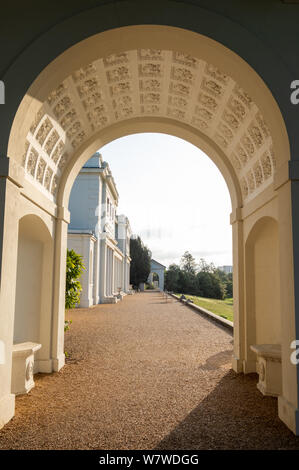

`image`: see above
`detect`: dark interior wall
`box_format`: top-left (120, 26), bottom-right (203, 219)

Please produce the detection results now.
top-left (1, 0), bottom-right (299, 77)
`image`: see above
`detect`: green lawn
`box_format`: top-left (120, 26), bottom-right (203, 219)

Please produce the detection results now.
top-left (175, 294), bottom-right (234, 322)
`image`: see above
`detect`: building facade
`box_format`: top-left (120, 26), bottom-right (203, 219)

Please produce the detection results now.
top-left (68, 153), bottom-right (132, 307)
top-left (218, 265), bottom-right (233, 274)
top-left (148, 259), bottom-right (166, 291)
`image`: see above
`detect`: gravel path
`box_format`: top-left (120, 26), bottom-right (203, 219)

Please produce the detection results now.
top-left (0, 291), bottom-right (298, 450)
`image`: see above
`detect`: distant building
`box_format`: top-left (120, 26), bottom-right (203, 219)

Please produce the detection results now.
top-left (68, 153), bottom-right (132, 307)
top-left (148, 259), bottom-right (166, 291)
top-left (218, 265), bottom-right (233, 274)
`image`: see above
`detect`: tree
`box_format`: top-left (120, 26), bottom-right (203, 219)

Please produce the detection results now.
top-left (216, 269), bottom-right (233, 298)
top-left (226, 272), bottom-right (233, 297)
top-left (180, 251), bottom-right (197, 275)
top-left (165, 263), bottom-right (180, 291)
top-left (165, 253), bottom-right (232, 300)
top-left (130, 236), bottom-right (151, 289)
top-left (195, 259), bottom-right (226, 299)
top-left (198, 258), bottom-right (215, 273)
top-left (179, 269), bottom-right (197, 294)
top-left (65, 249), bottom-right (85, 309)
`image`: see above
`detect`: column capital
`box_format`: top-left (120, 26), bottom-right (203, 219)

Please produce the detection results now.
top-left (230, 207), bottom-right (243, 224)
top-left (56, 206), bottom-right (70, 224)
top-left (0, 157), bottom-right (24, 188)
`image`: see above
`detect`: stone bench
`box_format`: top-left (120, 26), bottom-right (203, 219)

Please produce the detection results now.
top-left (250, 344), bottom-right (282, 397)
top-left (11, 342), bottom-right (41, 395)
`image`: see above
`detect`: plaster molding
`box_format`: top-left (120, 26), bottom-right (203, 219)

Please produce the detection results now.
top-left (56, 206), bottom-right (70, 223)
top-left (19, 49), bottom-right (276, 207)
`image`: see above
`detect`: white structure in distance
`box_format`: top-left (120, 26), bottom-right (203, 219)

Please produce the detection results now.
top-left (218, 265), bottom-right (233, 274)
top-left (148, 259), bottom-right (166, 291)
top-left (68, 153), bottom-right (132, 306)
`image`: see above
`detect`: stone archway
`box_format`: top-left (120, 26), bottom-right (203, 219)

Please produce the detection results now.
top-left (148, 260), bottom-right (166, 291)
top-left (244, 216), bottom-right (280, 372)
top-left (0, 24), bottom-right (296, 435)
top-left (14, 214), bottom-right (54, 373)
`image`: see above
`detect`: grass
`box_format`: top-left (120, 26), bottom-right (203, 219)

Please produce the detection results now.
top-left (175, 294), bottom-right (234, 322)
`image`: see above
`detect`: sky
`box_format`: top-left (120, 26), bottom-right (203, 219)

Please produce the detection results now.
top-left (100, 133), bottom-right (232, 269)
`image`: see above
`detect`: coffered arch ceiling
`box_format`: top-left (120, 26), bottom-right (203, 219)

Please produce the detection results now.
top-left (21, 48), bottom-right (275, 206)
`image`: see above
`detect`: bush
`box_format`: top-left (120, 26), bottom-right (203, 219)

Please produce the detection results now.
top-left (165, 263), bottom-right (180, 291)
top-left (130, 236), bottom-right (151, 289)
top-left (165, 253), bottom-right (232, 300)
top-left (65, 249), bottom-right (85, 309)
top-left (145, 283), bottom-right (155, 290)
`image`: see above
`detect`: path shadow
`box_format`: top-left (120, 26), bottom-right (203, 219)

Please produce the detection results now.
top-left (155, 370), bottom-right (299, 450)
top-left (199, 349), bottom-right (233, 371)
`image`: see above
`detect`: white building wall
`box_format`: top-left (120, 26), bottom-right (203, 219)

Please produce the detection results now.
top-left (117, 214), bottom-right (132, 293)
top-left (68, 153), bottom-right (131, 305)
top-left (69, 174), bottom-right (100, 232)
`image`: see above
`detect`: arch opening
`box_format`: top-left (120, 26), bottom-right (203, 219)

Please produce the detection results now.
top-left (0, 23), bottom-right (294, 435)
top-left (13, 214), bottom-right (54, 378)
top-left (7, 26), bottom-right (290, 216)
top-left (245, 216), bottom-right (281, 364)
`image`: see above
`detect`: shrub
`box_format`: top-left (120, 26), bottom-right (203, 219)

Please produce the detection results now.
top-left (65, 249), bottom-right (85, 309)
top-left (165, 253), bottom-right (231, 300)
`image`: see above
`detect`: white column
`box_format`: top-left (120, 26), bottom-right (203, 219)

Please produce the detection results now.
top-left (112, 253), bottom-right (115, 295)
top-left (231, 210), bottom-right (246, 374)
top-left (121, 259), bottom-right (124, 291)
top-left (99, 239), bottom-right (108, 301)
top-left (93, 238), bottom-right (100, 304)
top-left (89, 240), bottom-right (94, 306)
top-left (51, 206), bottom-right (69, 372)
top-left (105, 247), bottom-right (109, 296)
top-left (127, 262), bottom-right (130, 291)
top-left (0, 177), bottom-right (20, 428)
top-left (106, 247), bottom-right (112, 297)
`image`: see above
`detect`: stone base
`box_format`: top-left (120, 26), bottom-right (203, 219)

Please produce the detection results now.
top-left (0, 394), bottom-right (15, 429)
top-left (232, 357), bottom-right (258, 374)
top-left (243, 359), bottom-right (257, 374)
top-left (278, 395), bottom-right (299, 435)
top-left (52, 353), bottom-right (65, 372)
top-left (257, 380), bottom-right (280, 397)
top-left (79, 297), bottom-right (94, 308)
top-left (102, 296), bottom-right (118, 304)
top-left (232, 355), bottom-right (244, 373)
